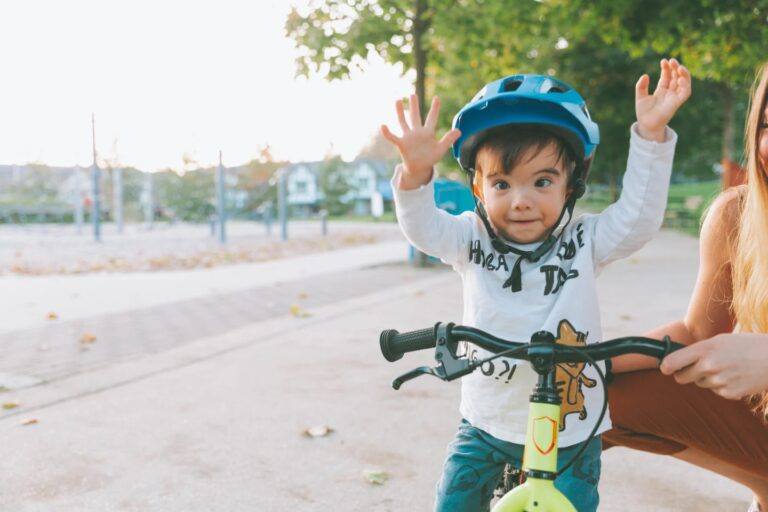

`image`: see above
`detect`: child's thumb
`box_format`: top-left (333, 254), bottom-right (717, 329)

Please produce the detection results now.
top-left (635, 74), bottom-right (649, 99)
top-left (439, 129), bottom-right (462, 152)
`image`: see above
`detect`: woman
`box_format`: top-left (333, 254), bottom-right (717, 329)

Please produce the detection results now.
top-left (604, 61), bottom-right (768, 512)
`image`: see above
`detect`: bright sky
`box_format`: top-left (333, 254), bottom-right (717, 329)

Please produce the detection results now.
top-left (0, 1), bottom-right (413, 171)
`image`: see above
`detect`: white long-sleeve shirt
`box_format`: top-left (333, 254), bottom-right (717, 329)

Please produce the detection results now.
top-left (391, 123), bottom-right (677, 446)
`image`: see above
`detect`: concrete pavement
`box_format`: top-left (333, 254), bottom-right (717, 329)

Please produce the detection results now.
top-left (0, 229), bottom-right (754, 511)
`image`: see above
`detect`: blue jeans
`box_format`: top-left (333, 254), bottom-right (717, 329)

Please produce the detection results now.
top-left (435, 419), bottom-right (601, 512)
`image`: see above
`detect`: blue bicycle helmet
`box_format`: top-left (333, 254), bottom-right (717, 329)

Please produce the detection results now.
top-left (450, 75), bottom-right (601, 293)
top-left (452, 74), bottom-right (599, 182)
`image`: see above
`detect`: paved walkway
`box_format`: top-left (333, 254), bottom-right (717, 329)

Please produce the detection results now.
top-left (0, 230), bottom-right (754, 511)
top-left (0, 261), bottom-right (439, 386)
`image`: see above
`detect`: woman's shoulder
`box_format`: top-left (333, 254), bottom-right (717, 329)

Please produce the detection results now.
top-left (706, 185), bottom-right (744, 231)
top-left (700, 185), bottom-right (744, 258)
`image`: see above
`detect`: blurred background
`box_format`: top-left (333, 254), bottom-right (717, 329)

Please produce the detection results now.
top-left (1, 0), bottom-right (765, 272)
top-left (1, 2), bottom-right (767, 511)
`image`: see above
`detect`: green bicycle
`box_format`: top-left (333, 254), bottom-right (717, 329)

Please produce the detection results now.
top-left (379, 322), bottom-right (682, 512)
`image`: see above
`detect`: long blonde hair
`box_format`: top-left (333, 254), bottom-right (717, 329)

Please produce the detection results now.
top-left (731, 62), bottom-right (768, 417)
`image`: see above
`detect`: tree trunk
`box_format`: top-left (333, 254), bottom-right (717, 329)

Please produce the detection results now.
top-left (412, 0), bottom-right (431, 267)
top-left (413, 0), bottom-right (428, 118)
top-left (720, 84), bottom-right (742, 190)
top-left (721, 84), bottom-right (734, 162)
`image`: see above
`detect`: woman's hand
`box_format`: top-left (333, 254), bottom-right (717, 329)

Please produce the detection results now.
top-left (635, 58), bottom-right (692, 142)
top-left (660, 333), bottom-right (768, 400)
top-left (381, 94), bottom-right (461, 190)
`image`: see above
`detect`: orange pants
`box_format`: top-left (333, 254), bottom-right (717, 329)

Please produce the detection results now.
top-left (602, 369), bottom-right (768, 480)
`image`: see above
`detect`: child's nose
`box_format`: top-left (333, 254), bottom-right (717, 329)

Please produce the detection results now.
top-left (509, 189), bottom-right (533, 210)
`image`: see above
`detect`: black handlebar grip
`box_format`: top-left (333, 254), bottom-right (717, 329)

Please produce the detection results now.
top-left (661, 335), bottom-right (686, 359)
top-left (380, 326), bottom-right (437, 362)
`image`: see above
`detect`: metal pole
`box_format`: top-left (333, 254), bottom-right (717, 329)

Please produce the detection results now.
top-left (216, 150), bottom-right (227, 244)
top-left (91, 113), bottom-right (101, 242)
top-left (113, 167), bottom-right (124, 233)
top-left (278, 169), bottom-right (288, 241)
top-left (264, 203), bottom-right (272, 236)
top-left (74, 165), bottom-right (84, 234)
top-left (320, 209), bottom-right (327, 236)
top-left (143, 172), bottom-right (154, 229)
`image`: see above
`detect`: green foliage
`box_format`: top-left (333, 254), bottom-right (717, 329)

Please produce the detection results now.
top-left (154, 170), bottom-right (216, 222)
top-left (286, 0), bottom-right (765, 184)
top-left (286, 0), bottom-right (413, 80)
top-left (318, 156), bottom-right (353, 216)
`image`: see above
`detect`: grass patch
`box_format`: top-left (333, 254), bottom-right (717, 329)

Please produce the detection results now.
top-left (581, 180), bottom-right (722, 237)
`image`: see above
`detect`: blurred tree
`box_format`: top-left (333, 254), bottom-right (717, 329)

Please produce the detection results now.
top-left (286, 0), bottom-right (448, 120)
top-left (357, 130), bottom-right (400, 162)
top-left (287, 0), bottom-right (763, 182)
top-left (154, 169), bottom-right (215, 222)
top-left (551, 0), bottom-right (768, 161)
top-left (239, 147), bottom-right (287, 216)
top-left (318, 155), bottom-right (352, 216)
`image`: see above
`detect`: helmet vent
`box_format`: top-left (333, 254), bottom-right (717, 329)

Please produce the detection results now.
top-left (540, 78), bottom-right (571, 94)
top-left (502, 79), bottom-right (523, 92)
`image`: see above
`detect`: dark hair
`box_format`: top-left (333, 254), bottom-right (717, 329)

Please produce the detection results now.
top-left (473, 125), bottom-right (577, 180)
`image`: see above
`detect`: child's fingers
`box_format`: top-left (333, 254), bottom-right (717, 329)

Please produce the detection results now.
top-left (437, 128), bottom-right (462, 154)
top-left (380, 124), bottom-right (401, 147)
top-left (395, 99), bottom-right (411, 133)
top-left (654, 58), bottom-right (671, 95)
top-left (668, 65), bottom-right (679, 93)
top-left (424, 96), bottom-right (440, 131)
top-left (635, 74), bottom-right (650, 100)
top-left (408, 93), bottom-right (422, 128)
top-left (677, 65), bottom-right (692, 99)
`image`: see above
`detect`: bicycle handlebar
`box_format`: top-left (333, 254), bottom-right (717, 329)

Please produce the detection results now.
top-left (379, 327), bottom-right (438, 362)
top-left (380, 323), bottom-right (684, 365)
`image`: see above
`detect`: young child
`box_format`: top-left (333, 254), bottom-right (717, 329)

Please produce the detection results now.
top-left (380, 58), bottom-right (691, 511)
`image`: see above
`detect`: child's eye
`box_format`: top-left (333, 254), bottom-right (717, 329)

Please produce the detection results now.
top-left (493, 181), bottom-right (509, 190)
top-left (535, 178), bottom-right (553, 188)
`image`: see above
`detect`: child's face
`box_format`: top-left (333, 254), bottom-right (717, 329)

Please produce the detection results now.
top-left (474, 143), bottom-right (570, 244)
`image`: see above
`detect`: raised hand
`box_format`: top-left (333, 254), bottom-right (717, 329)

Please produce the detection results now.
top-left (381, 93), bottom-right (461, 190)
top-left (635, 58), bottom-right (692, 142)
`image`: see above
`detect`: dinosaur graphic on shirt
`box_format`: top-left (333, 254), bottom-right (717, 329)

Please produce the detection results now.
top-left (554, 319), bottom-right (597, 431)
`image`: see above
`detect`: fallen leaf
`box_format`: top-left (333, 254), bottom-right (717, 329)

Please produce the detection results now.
top-left (80, 333), bottom-right (97, 344)
top-left (619, 314), bottom-right (632, 321)
top-left (20, 418), bottom-right (38, 426)
top-left (3, 401), bottom-right (19, 410)
top-left (289, 304), bottom-right (312, 318)
top-left (46, 312), bottom-right (59, 320)
top-left (303, 425), bottom-right (334, 438)
top-left (298, 292), bottom-right (309, 299)
top-left (362, 468), bottom-right (389, 485)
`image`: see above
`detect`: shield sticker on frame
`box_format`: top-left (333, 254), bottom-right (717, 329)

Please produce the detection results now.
top-left (532, 415), bottom-right (558, 455)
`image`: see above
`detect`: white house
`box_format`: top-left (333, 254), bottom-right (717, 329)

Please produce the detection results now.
top-left (277, 162), bottom-right (323, 217)
top-left (275, 159), bottom-right (393, 217)
top-left (342, 159), bottom-right (392, 215)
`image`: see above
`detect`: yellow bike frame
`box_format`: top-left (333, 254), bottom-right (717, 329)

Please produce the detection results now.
top-left (492, 401), bottom-right (576, 511)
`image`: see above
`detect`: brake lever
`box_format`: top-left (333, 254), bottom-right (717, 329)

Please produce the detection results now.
top-left (392, 366), bottom-right (446, 390)
top-left (392, 322), bottom-right (474, 389)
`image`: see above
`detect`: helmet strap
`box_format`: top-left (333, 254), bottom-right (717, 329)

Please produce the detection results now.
top-left (468, 169), bottom-right (579, 293)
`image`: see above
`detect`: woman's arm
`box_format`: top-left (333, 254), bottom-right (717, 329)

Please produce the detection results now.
top-left (611, 188), bottom-right (740, 373)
